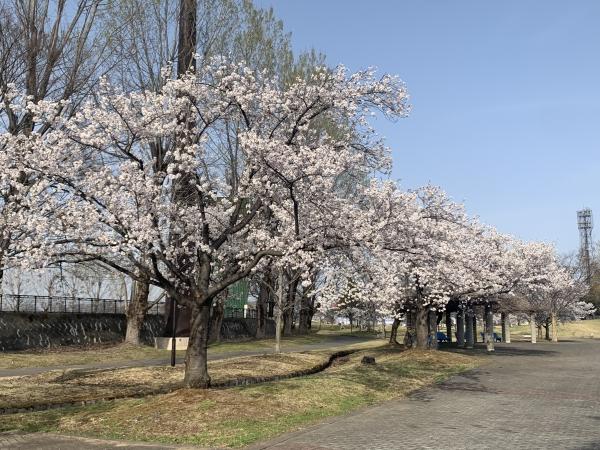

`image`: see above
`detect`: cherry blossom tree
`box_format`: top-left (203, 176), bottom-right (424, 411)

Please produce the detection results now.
top-left (19, 60), bottom-right (409, 387)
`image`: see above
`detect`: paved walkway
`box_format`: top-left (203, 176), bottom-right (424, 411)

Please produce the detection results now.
top-left (251, 340), bottom-right (600, 450)
top-left (0, 335), bottom-right (369, 378)
top-left (2, 340), bottom-right (599, 449)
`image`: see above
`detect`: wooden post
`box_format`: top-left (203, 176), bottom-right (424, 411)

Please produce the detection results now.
top-left (530, 313), bottom-right (537, 344)
top-left (485, 304), bottom-right (494, 352)
top-left (465, 309), bottom-right (474, 349)
top-left (456, 309), bottom-right (465, 347)
top-left (501, 312), bottom-right (511, 343)
top-left (445, 312), bottom-right (452, 343)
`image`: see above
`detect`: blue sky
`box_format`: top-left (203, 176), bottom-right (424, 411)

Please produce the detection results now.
top-left (254, 0), bottom-right (600, 254)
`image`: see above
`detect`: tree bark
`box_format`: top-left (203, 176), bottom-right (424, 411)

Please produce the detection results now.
top-left (501, 312), bottom-right (511, 343)
top-left (456, 309), bottom-right (465, 347)
top-left (428, 309), bottom-right (438, 350)
top-left (445, 312), bottom-right (452, 343)
top-left (389, 317), bottom-right (400, 345)
top-left (297, 293), bottom-right (313, 334)
top-left (275, 269), bottom-right (284, 353)
top-left (404, 311), bottom-right (416, 347)
top-left (544, 319), bottom-right (550, 341)
top-left (124, 280), bottom-right (150, 346)
top-left (551, 311), bottom-right (558, 342)
top-left (484, 304), bottom-right (494, 352)
top-left (208, 291), bottom-right (226, 344)
top-left (255, 273), bottom-right (271, 339)
top-left (415, 304), bottom-right (429, 349)
top-left (530, 314), bottom-right (537, 344)
top-left (465, 309), bottom-right (474, 349)
top-left (184, 302), bottom-right (211, 388)
top-left (473, 314), bottom-right (478, 343)
top-left (282, 278), bottom-right (298, 336)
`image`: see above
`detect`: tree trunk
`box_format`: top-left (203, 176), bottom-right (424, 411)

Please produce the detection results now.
top-left (428, 309), bottom-right (438, 350)
top-left (456, 309), bottom-right (465, 347)
top-left (389, 317), bottom-right (400, 345)
top-left (445, 312), bottom-right (452, 343)
top-left (177, 0), bottom-right (197, 76)
top-left (404, 311), bottom-right (416, 347)
top-left (484, 304), bottom-right (494, 352)
top-left (501, 312), bottom-right (511, 343)
top-left (530, 314), bottom-right (537, 344)
top-left (551, 311), bottom-right (558, 342)
top-left (208, 292), bottom-right (226, 344)
top-left (184, 302), bottom-right (211, 388)
top-left (124, 280), bottom-right (150, 346)
top-left (465, 309), bottom-right (474, 349)
top-left (297, 293), bottom-right (312, 334)
top-left (544, 319), bottom-right (550, 341)
top-left (275, 269), bottom-right (284, 353)
top-left (415, 304), bottom-right (429, 349)
top-left (282, 278), bottom-right (298, 336)
top-left (255, 275), bottom-right (270, 339)
top-left (473, 315), bottom-right (478, 343)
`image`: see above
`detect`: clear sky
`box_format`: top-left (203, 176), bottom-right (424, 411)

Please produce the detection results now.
top-left (254, 0), bottom-right (600, 254)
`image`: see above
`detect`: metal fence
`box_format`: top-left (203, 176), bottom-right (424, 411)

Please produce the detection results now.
top-left (224, 307), bottom-right (257, 319)
top-left (0, 294), bottom-right (165, 316)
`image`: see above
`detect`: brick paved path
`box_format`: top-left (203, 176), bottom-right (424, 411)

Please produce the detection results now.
top-left (251, 340), bottom-right (600, 450)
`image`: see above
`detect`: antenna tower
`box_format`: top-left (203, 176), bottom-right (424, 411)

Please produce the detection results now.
top-left (577, 208), bottom-right (593, 283)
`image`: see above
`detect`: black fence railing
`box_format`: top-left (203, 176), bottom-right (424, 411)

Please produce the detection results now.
top-left (224, 307), bottom-right (257, 319)
top-left (0, 294), bottom-right (165, 316)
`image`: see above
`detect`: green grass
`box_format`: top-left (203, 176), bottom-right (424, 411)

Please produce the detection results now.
top-left (0, 347), bottom-right (478, 448)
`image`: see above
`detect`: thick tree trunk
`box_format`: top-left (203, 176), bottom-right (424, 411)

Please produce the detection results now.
top-left (428, 309), bottom-right (438, 350)
top-left (415, 304), bottom-right (429, 349)
top-left (184, 303), bottom-right (211, 388)
top-left (551, 311), bottom-right (558, 342)
top-left (465, 309), bottom-right (474, 349)
top-left (456, 309), bottom-right (465, 347)
top-left (445, 312), bottom-right (452, 343)
top-left (473, 315), bottom-right (478, 343)
top-left (544, 320), bottom-right (550, 341)
top-left (389, 318), bottom-right (400, 345)
top-left (255, 276), bottom-right (270, 339)
top-left (484, 304), bottom-right (494, 352)
top-left (297, 294), bottom-right (312, 335)
top-left (208, 292), bottom-right (226, 344)
top-left (275, 270), bottom-right (284, 353)
top-left (404, 311), bottom-right (416, 347)
top-left (282, 278), bottom-right (298, 336)
top-left (530, 314), bottom-right (537, 344)
top-left (501, 312), bottom-right (511, 343)
top-left (124, 280), bottom-right (150, 346)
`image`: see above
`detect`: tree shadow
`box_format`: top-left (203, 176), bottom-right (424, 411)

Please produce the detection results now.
top-left (437, 343), bottom-right (561, 357)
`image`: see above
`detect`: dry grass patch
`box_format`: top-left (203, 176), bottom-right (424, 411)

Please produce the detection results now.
top-left (0, 332), bottom-right (379, 371)
top-left (509, 319), bottom-right (600, 340)
top-left (0, 347), bottom-right (478, 448)
top-left (0, 351), bottom-right (333, 410)
top-left (0, 343), bottom-right (185, 370)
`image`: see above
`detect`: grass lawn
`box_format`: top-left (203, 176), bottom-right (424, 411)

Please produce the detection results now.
top-left (0, 351), bottom-right (337, 410)
top-left (0, 347), bottom-right (478, 448)
top-left (0, 330), bottom-right (380, 371)
top-left (508, 318), bottom-right (600, 340)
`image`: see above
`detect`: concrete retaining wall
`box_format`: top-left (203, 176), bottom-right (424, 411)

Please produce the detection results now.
top-left (0, 313), bottom-right (275, 351)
